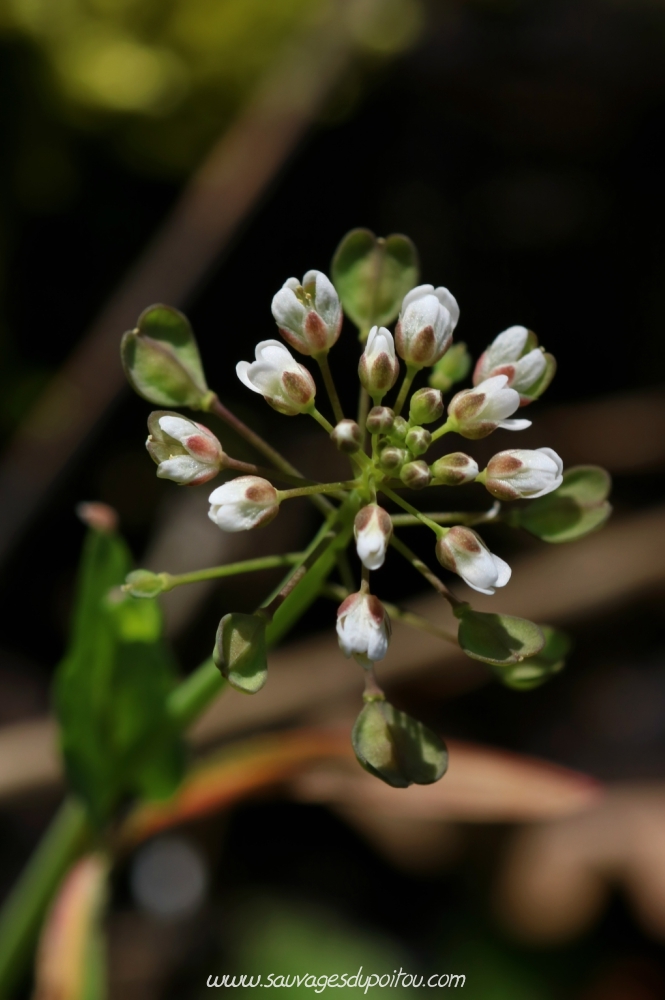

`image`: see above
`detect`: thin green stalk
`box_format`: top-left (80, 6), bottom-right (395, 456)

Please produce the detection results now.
top-left (393, 364), bottom-right (418, 416)
top-left (390, 503), bottom-right (500, 528)
top-left (309, 406), bottom-right (335, 434)
top-left (389, 533), bottom-right (463, 610)
top-left (316, 354), bottom-right (345, 425)
top-left (0, 798), bottom-right (91, 999)
top-left (380, 485), bottom-right (445, 537)
top-left (357, 386), bottom-right (370, 444)
top-left (430, 418), bottom-right (454, 443)
top-left (278, 481), bottom-right (358, 501)
top-left (161, 553), bottom-right (304, 591)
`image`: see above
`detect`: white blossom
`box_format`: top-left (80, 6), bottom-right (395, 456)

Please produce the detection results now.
top-left (447, 374), bottom-right (532, 439)
top-left (146, 412), bottom-right (224, 486)
top-left (271, 270), bottom-right (342, 355)
top-left (236, 340), bottom-right (316, 415)
top-left (436, 526), bottom-right (511, 596)
top-left (358, 326), bottom-right (399, 399)
top-left (208, 476), bottom-right (279, 532)
top-left (473, 326), bottom-right (555, 403)
top-left (485, 447), bottom-right (564, 500)
top-left (336, 590), bottom-right (391, 665)
top-left (395, 284), bottom-right (459, 367)
top-left (354, 504), bottom-right (392, 571)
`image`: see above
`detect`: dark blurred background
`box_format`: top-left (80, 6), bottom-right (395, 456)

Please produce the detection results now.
top-left (1, 0), bottom-right (665, 997)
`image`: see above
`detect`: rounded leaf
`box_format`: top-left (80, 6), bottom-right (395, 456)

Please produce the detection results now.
top-left (456, 607), bottom-right (545, 667)
top-left (352, 698), bottom-right (448, 788)
top-left (331, 229), bottom-right (419, 333)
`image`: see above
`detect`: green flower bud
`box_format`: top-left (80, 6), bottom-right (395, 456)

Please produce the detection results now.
top-left (122, 569), bottom-right (167, 599)
top-left (428, 342), bottom-right (472, 393)
top-left (405, 426), bottom-right (431, 457)
top-left (389, 416), bottom-right (408, 442)
top-left (409, 387), bottom-right (443, 425)
top-left (430, 452), bottom-right (479, 486)
top-left (366, 406), bottom-right (394, 434)
top-left (121, 305), bottom-right (212, 410)
top-left (213, 612), bottom-right (268, 694)
top-left (400, 460), bottom-right (431, 490)
top-left (378, 446), bottom-right (407, 473)
top-left (331, 419), bottom-right (361, 453)
top-left (352, 697), bottom-right (448, 788)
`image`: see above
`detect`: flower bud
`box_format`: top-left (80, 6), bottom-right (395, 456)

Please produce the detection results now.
top-left (214, 612), bottom-right (268, 693)
top-left (236, 340), bottom-right (316, 415)
top-left (208, 476), bottom-right (279, 532)
top-left (146, 411), bottom-right (224, 486)
top-left (447, 375), bottom-right (532, 439)
top-left (366, 406), bottom-right (394, 434)
top-left (409, 387), bottom-right (443, 425)
top-left (331, 419), bottom-right (361, 454)
top-left (122, 569), bottom-right (167, 599)
top-left (473, 326), bottom-right (556, 405)
top-left (395, 284), bottom-right (459, 368)
top-left (354, 504), bottom-right (393, 570)
top-left (400, 460), bottom-right (431, 490)
top-left (405, 426), bottom-right (431, 457)
top-left (436, 526), bottom-right (511, 595)
top-left (121, 304), bottom-right (211, 410)
top-left (484, 447), bottom-right (564, 500)
top-left (358, 326), bottom-right (400, 400)
top-left (378, 446), bottom-right (407, 473)
top-left (428, 342), bottom-right (472, 393)
top-left (336, 590), bottom-right (391, 666)
top-left (430, 452), bottom-right (479, 486)
top-left (271, 270), bottom-right (342, 356)
top-left (390, 416), bottom-right (408, 441)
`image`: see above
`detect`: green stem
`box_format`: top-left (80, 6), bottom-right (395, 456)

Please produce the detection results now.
top-left (320, 583), bottom-right (458, 645)
top-left (393, 364), bottom-right (418, 417)
top-left (278, 481), bottom-right (359, 501)
top-left (389, 533), bottom-right (463, 610)
top-left (380, 485), bottom-right (445, 537)
top-left (430, 418), bottom-right (454, 443)
top-left (0, 797), bottom-right (91, 998)
top-left (309, 406), bottom-right (335, 435)
top-left (390, 503), bottom-right (501, 528)
top-left (357, 386), bottom-right (370, 445)
top-left (161, 553), bottom-right (304, 591)
top-left (316, 354), bottom-right (345, 425)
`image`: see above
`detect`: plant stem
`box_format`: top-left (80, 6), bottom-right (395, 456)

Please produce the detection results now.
top-left (430, 419), bottom-right (454, 443)
top-left (161, 553), bottom-right (304, 591)
top-left (0, 797), bottom-right (91, 998)
top-left (380, 485), bottom-right (445, 537)
top-left (309, 406), bottom-right (335, 434)
top-left (208, 394), bottom-right (332, 514)
top-left (357, 386), bottom-right (370, 450)
top-left (320, 583), bottom-right (458, 645)
top-left (316, 354), bottom-right (345, 424)
top-left (278, 481), bottom-right (358, 501)
top-left (389, 533), bottom-right (463, 610)
top-left (393, 364), bottom-right (418, 417)
top-left (390, 503), bottom-right (501, 528)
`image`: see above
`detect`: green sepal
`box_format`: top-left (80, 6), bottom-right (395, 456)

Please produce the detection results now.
top-left (428, 342), bottom-right (472, 392)
top-left (123, 569), bottom-right (167, 599)
top-left (331, 229), bottom-right (419, 335)
top-left (455, 605), bottom-right (545, 667)
top-left (213, 612), bottom-right (268, 694)
top-left (352, 698), bottom-right (448, 788)
top-left (510, 465), bottom-right (612, 543)
top-left (120, 304), bottom-right (210, 409)
top-left (492, 625), bottom-right (571, 689)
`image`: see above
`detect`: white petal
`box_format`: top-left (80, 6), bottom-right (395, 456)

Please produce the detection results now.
top-left (402, 294), bottom-right (441, 333)
top-left (157, 456), bottom-right (205, 483)
top-left (271, 287), bottom-right (305, 333)
top-left (356, 533), bottom-right (386, 571)
top-left (512, 349), bottom-right (546, 391)
top-left (367, 624), bottom-right (389, 661)
top-left (255, 339), bottom-right (296, 371)
top-left (491, 554), bottom-right (512, 588)
top-left (236, 360), bottom-right (261, 393)
top-left (536, 447), bottom-right (564, 474)
top-left (433, 287), bottom-right (460, 327)
top-left (157, 415), bottom-right (196, 443)
top-left (478, 374), bottom-right (510, 394)
top-left (498, 418), bottom-right (532, 431)
top-left (366, 325), bottom-right (380, 350)
top-left (401, 283), bottom-right (434, 312)
top-left (311, 271), bottom-right (340, 328)
top-left (482, 386), bottom-right (521, 422)
top-left (208, 479), bottom-right (250, 504)
top-left (366, 327), bottom-right (395, 360)
top-left (486, 326), bottom-right (529, 367)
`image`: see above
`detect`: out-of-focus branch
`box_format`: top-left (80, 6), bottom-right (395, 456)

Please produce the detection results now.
top-left (0, 0), bottom-right (381, 563)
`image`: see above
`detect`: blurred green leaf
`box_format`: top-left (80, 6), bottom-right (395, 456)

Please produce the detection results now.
top-left (428, 342), bottom-right (472, 392)
top-left (54, 527), bottom-right (184, 826)
top-left (456, 607), bottom-right (545, 667)
top-left (332, 228), bottom-right (419, 334)
top-left (513, 465), bottom-right (612, 543)
top-left (352, 698), bottom-right (448, 788)
top-left (493, 625), bottom-right (571, 690)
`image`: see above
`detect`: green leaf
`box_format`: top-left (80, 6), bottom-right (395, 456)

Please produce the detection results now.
top-left (54, 528), bottom-right (184, 826)
top-left (352, 698), bottom-right (448, 788)
top-left (120, 304), bottom-right (210, 409)
top-left (493, 625), bottom-right (571, 690)
top-left (213, 613), bottom-right (268, 694)
top-left (331, 229), bottom-right (419, 334)
top-left (514, 465), bottom-right (612, 543)
top-left (456, 607), bottom-right (545, 667)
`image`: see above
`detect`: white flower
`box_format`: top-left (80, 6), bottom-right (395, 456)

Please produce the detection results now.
top-left (271, 270), bottom-right (342, 355)
top-left (358, 326), bottom-right (400, 399)
top-left (354, 504), bottom-right (393, 570)
top-left (146, 411), bottom-right (224, 486)
top-left (447, 374), bottom-right (532, 439)
top-left (436, 526), bottom-right (511, 596)
top-left (236, 340), bottom-right (316, 415)
top-left (473, 326), bottom-right (556, 404)
top-left (208, 476), bottom-right (279, 532)
top-left (336, 590), bottom-right (391, 665)
top-left (395, 284), bottom-right (459, 367)
top-left (484, 447), bottom-right (564, 500)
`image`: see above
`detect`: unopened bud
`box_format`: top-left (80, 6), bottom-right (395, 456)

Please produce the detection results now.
top-left (366, 406), bottom-right (394, 434)
top-left (336, 590), bottom-right (391, 666)
top-left (208, 476), bottom-right (280, 532)
top-left (395, 285), bottom-right (459, 368)
top-left (473, 326), bottom-right (556, 405)
top-left (271, 270), bottom-right (342, 356)
top-left (429, 342), bottom-right (472, 393)
top-left (430, 452), bottom-right (479, 486)
top-left (331, 419), bottom-right (361, 453)
top-left (354, 504), bottom-right (393, 570)
top-left (409, 387), bottom-right (443, 425)
top-left (75, 501), bottom-right (118, 534)
top-left (400, 460), bottom-right (431, 490)
top-left (484, 448), bottom-right (563, 500)
top-left (405, 426), bottom-right (431, 457)
top-left (435, 526), bottom-right (511, 595)
top-left (358, 326), bottom-right (400, 400)
top-left (390, 416), bottom-right (408, 442)
top-left (121, 305), bottom-right (211, 410)
top-left (146, 411), bottom-right (224, 486)
top-left (237, 340), bottom-right (316, 415)
top-left (379, 446), bottom-right (407, 473)
top-left (214, 612), bottom-right (268, 693)
top-left (122, 569), bottom-right (167, 599)
top-left (447, 375), bottom-right (531, 439)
